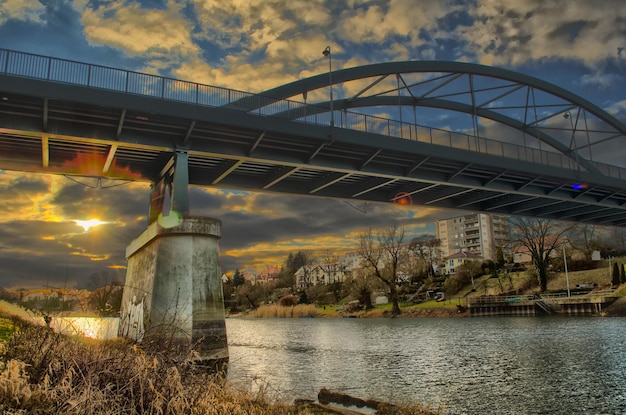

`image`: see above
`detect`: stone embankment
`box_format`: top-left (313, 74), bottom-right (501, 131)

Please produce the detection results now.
top-left (344, 307), bottom-right (467, 318)
top-left (603, 296), bottom-right (626, 316)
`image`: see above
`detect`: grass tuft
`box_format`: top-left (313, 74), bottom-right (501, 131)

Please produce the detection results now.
top-left (248, 304), bottom-right (321, 318)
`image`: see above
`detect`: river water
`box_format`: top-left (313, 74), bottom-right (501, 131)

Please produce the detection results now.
top-left (225, 317), bottom-right (626, 415)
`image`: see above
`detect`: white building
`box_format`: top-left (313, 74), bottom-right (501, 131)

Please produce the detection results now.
top-left (443, 251), bottom-right (484, 275)
top-left (436, 213), bottom-right (509, 261)
top-left (295, 263), bottom-right (346, 289)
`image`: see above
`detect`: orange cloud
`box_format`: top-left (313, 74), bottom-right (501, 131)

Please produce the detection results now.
top-left (57, 152), bottom-right (143, 180)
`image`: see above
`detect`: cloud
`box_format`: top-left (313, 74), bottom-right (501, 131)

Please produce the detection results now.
top-left (80, 1), bottom-right (199, 66)
top-left (0, 0), bottom-right (45, 24)
top-left (188, 187), bottom-right (441, 271)
top-left (338, 0), bottom-right (457, 49)
top-left (606, 100), bottom-right (626, 120)
top-left (581, 72), bottom-right (624, 90)
top-left (0, 167), bottom-right (443, 287)
top-left (171, 0), bottom-right (461, 92)
top-left (459, 0), bottom-right (626, 67)
top-left (0, 171), bottom-right (149, 288)
top-left (0, 219), bottom-right (120, 289)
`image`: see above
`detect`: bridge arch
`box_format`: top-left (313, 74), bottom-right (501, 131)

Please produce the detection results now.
top-left (244, 61), bottom-right (626, 176)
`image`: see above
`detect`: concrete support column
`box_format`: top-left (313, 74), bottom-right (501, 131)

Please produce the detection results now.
top-left (148, 151), bottom-right (190, 226)
top-left (119, 216), bottom-right (227, 367)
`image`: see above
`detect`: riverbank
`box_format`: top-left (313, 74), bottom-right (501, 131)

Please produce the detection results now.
top-left (236, 288), bottom-right (626, 319)
top-left (236, 267), bottom-right (626, 319)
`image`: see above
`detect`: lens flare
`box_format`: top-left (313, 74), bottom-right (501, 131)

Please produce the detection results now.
top-left (158, 211), bottom-right (182, 228)
top-left (393, 192), bottom-right (413, 206)
top-left (75, 219), bottom-right (106, 232)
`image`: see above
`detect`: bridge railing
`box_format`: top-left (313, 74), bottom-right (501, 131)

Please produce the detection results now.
top-left (1, 48), bottom-right (624, 180)
top-left (467, 295), bottom-right (536, 305)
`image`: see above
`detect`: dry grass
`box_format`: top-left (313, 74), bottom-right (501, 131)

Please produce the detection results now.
top-left (546, 267), bottom-right (613, 291)
top-left (248, 304), bottom-right (321, 318)
top-left (0, 321), bottom-right (307, 415)
top-left (0, 301), bottom-right (42, 325)
top-left (0, 313), bottom-right (441, 415)
top-left (0, 315), bottom-right (295, 415)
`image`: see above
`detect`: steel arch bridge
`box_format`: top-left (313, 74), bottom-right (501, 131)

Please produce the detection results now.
top-left (1, 49), bottom-right (625, 226)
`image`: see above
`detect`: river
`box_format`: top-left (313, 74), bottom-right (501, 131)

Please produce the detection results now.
top-left (225, 316), bottom-right (626, 415)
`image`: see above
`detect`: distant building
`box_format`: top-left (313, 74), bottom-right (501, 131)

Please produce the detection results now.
top-left (338, 251), bottom-right (363, 278)
top-left (295, 263), bottom-right (346, 289)
top-left (436, 213), bottom-right (509, 261)
top-left (444, 251), bottom-right (484, 275)
top-left (256, 265), bottom-right (282, 285)
top-left (241, 270), bottom-right (258, 285)
top-left (512, 235), bottom-right (568, 265)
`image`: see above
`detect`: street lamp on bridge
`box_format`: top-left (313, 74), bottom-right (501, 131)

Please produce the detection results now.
top-left (323, 46), bottom-right (334, 128)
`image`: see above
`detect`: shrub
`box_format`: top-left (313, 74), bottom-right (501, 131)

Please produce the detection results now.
top-left (516, 272), bottom-right (539, 293)
top-left (277, 295), bottom-right (299, 307)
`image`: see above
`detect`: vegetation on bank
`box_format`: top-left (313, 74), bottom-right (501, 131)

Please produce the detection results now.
top-left (223, 220), bottom-right (626, 318)
top-left (231, 263), bottom-right (626, 320)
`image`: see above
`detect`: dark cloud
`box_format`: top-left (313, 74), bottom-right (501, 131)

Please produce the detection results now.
top-left (50, 180), bottom-right (149, 222)
top-left (0, 220), bottom-right (115, 288)
top-left (548, 20), bottom-right (599, 42)
top-left (0, 176), bottom-right (438, 288)
top-left (0, 175), bottom-right (149, 288)
top-left (4, 177), bottom-right (49, 196)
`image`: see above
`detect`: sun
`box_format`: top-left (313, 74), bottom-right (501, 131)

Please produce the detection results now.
top-left (75, 219), bottom-right (106, 232)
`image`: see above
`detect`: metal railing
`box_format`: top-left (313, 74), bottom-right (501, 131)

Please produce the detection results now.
top-left (1, 48), bottom-right (624, 179)
top-left (467, 295), bottom-right (536, 305)
top-left (468, 289), bottom-right (616, 307)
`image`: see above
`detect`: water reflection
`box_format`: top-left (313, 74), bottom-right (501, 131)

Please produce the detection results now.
top-left (226, 317), bottom-right (626, 414)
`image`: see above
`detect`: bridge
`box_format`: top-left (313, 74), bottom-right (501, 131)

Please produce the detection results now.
top-left (1, 49), bottom-right (625, 365)
top-left (1, 49), bottom-right (626, 226)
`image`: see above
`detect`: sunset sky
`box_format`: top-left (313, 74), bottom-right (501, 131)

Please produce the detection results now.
top-left (0, 0), bottom-right (625, 289)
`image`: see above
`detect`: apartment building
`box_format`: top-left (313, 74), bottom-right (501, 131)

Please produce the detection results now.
top-left (436, 213), bottom-right (510, 261)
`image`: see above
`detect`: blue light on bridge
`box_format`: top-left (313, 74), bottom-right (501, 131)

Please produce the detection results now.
top-left (572, 183), bottom-right (589, 190)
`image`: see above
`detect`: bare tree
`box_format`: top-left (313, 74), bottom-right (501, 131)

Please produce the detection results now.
top-left (347, 271), bottom-right (376, 309)
top-left (235, 280), bottom-right (267, 310)
top-left (604, 227), bottom-right (626, 255)
top-left (296, 264), bottom-right (316, 290)
top-left (409, 237), bottom-right (441, 280)
top-left (567, 223), bottom-right (598, 259)
top-left (510, 217), bottom-right (573, 292)
top-left (358, 224), bottom-right (407, 316)
top-left (89, 270), bottom-right (124, 316)
top-left (320, 249), bottom-right (340, 284)
top-left (290, 251), bottom-right (314, 289)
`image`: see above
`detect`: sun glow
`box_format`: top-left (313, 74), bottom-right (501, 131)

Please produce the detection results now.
top-left (75, 219), bottom-right (106, 232)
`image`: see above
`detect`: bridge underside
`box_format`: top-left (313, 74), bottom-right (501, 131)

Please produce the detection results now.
top-left (1, 74), bottom-right (626, 226)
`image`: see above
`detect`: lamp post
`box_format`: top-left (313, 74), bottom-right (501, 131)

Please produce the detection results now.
top-left (323, 46), bottom-right (334, 128)
top-left (564, 111), bottom-right (576, 162)
top-left (563, 244), bottom-right (571, 298)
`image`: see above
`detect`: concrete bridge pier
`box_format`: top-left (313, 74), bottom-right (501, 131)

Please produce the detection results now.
top-left (118, 151), bottom-right (228, 367)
